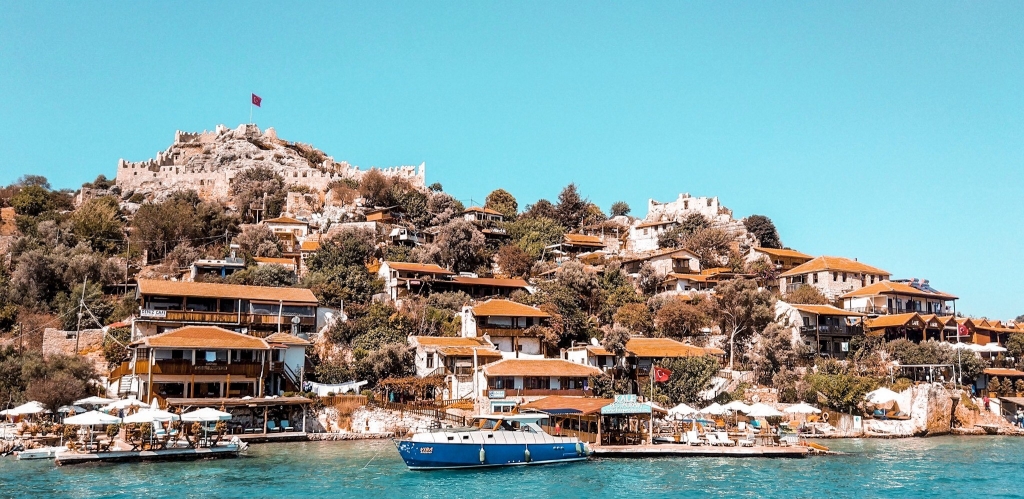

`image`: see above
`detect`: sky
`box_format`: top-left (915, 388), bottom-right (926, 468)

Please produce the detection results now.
top-left (1, 2), bottom-right (1022, 319)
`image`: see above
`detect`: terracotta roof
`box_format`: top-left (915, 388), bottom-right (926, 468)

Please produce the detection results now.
top-left (472, 299), bottom-right (549, 318)
top-left (522, 396), bottom-right (614, 416)
top-left (564, 234), bottom-right (605, 247)
top-left (984, 368), bottom-right (1024, 377)
top-left (450, 276), bottom-right (529, 288)
top-left (779, 256), bottom-right (890, 278)
top-left (438, 346), bottom-right (503, 357)
top-left (665, 273), bottom-right (715, 283)
top-left (464, 206), bottom-right (503, 216)
top-left (384, 261), bottom-right (454, 275)
top-left (264, 216), bottom-right (307, 225)
top-left (635, 219), bottom-right (677, 229)
top-left (254, 257), bottom-right (297, 266)
top-left (133, 326), bottom-right (269, 349)
top-left (620, 248), bottom-right (697, 265)
top-left (265, 332), bottom-right (312, 346)
top-left (864, 313), bottom-right (923, 329)
top-left (299, 240), bottom-right (321, 251)
top-left (586, 345), bottom-right (612, 356)
top-left (411, 336), bottom-right (491, 348)
top-left (137, 279), bottom-right (318, 304)
top-left (484, 359), bottom-right (601, 377)
top-left (752, 247), bottom-right (813, 260)
top-left (790, 304), bottom-right (865, 317)
top-left (625, 338), bottom-right (712, 358)
top-left (841, 280), bottom-right (957, 300)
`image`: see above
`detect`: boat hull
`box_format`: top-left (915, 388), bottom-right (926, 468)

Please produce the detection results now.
top-left (395, 440), bottom-right (588, 470)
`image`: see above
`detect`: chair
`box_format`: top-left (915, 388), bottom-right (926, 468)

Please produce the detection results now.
top-left (267, 421), bottom-right (280, 432)
top-left (280, 420), bottom-right (294, 432)
top-left (715, 431), bottom-right (735, 446)
top-left (686, 430), bottom-right (702, 446)
top-left (738, 435), bottom-right (755, 447)
top-left (705, 433), bottom-right (721, 446)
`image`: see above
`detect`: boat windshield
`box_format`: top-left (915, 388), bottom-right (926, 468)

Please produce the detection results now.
top-left (479, 419), bottom-right (517, 431)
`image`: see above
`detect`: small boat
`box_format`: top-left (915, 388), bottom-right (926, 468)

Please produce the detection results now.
top-left (16, 446), bottom-right (63, 460)
top-left (395, 414), bottom-right (591, 470)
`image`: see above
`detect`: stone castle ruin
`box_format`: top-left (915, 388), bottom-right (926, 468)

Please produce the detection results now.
top-left (644, 193), bottom-right (756, 248)
top-left (115, 124), bottom-right (426, 201)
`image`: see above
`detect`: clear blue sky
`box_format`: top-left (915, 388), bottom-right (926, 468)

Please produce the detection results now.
top-left (2, 2), bottom-right (1022, 319)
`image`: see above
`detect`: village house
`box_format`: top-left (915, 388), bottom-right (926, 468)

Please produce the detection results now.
top-left (746, 247), bottom-right (814, 273)
top-left (565, 337), bottom-right (724, 378)
top-left (365, 207), bottom-right (398, 223)
top-left (476, 358), bottom-right (601, 410)
top-left (408, 336), bottom-right (502, 399)
top-left (133, 279), bottom-right (320, 338)
top-left (377, 261), bottom-right (455, 300)
top-left (263, 216), bottom-right (310, 253)
top-left (841, 278), bottom-right (957, 316)
top-left (659, 267), bottom-right (751, 294)
top-left (578, 220), bottom-right (629, 254)
top-left (547, 233), bottom-right (609, 259)
top-left (863, 313), bottom-right (958, 343)
top-left (189, 256), bottom-right (246, 280)
top-left (461, 299), bottom-right (551, 358)
top-left (619, 247), bottom-right (700, 277)
top-left (107, 326), bottom-right (308, 406)
top-left (627, 219), bottom-right (678, 253)
top-left (776, 302), bottom-right (865, 360)
top-left (778, 255), bottom-right (891, 300)
top-left (254, 256), bottom-right (299, 274)
top-left (432, 276), bottom-right (530, 299)
top-left (462, 206), bottom-right (508, 245)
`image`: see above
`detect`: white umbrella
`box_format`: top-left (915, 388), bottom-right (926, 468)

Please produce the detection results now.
top-left (784, 402), bottom-right (821, 414)
top-left (181, 407), bottom-right (232, 422)
top-left (102, 398), bottom-right (150, 411)
top-left (122, 408), bottom-right (180, 424)
top-left (746, 403), bottom-right (784, 418)
top-left (8, 401), bottom-right (48, 415)
top-left (75, 396), bottom-right (116, 406)
top-left (58, 405), bottom-right (87, 414)
top-left (699, 403), bottom-right (728, 415)
top-left (866, 388), bottom-right (901, 405)
top-left (64, 410), bottom-right (122, 426)
top-left (722, 400), bottom-right (751, 413)
top-left (667, 403), bottom-right (698, 417)
top-left (982, 343), bottom-right (1007, 353)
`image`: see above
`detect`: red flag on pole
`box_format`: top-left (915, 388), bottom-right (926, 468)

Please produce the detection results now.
top-left (653, 366), bottom-right (672, 383)
top-left (251, 93), bottom-right (262, 107)
top-left (957, 322), bottom-right (968, 337)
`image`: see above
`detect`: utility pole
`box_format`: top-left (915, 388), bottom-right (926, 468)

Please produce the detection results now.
top-left (75, 277), bottom-right (88, 355)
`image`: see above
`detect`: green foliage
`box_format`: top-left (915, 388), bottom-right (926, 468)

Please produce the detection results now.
top-left (11, 185), bottom-right (54, 216)
top-left (53, 281), bottom-right (114, 331)
top-left (597, 263), bottom-right (643, 323)
top-left (496, 244), bottom-right (534, 278)
top-left (613, 303), bottom-right (653, 336)
top-left (1006, 334), bottom-right (1024, 369)
top-left (686, 227), bottom-right (733, 268)
top-left (425, 192), bottom-right (464, 227)
top-left (744, 215), bottom-right (782, 249)
top-left (658, 213), bottom-right (711, 249)
top-left (806, 371), bottom-right (877, 412)
top-left (747, 322), bottom-right (799, 385)
top-left (229, 264), bottom-right (297, 287)
top-left (4, 349), bottom-right (98, 412)
top-left (233, 224), bottom-right (282, 258)
top-left (610, 201), bottom-right (630, 217)
top-left (329, 302), bottom-right (415, 351)
top-left (601, 326), bottom-right (632, 356)
top-left (660, 355), bottom-right (721, 405)
top-left (714, 278), bottom-right (775, 368)
top-left (354, 343), bottom-right (416, 387)
top-left (231, 166), bottom-right (287, 222)
top-left (522, 199), bottom-right (557, 220)
top-left (307, 229), bottom-right (376, 271)
top-left (655, 296), bottom-right (715, 339)
top-left (131, 191), bottom-right (239, 261)
top-left (302, 229), bottom-right (382, 306)
top-left (421, 219), bottom-right (486, 273)
top-left (636, 262), bottom-right (661, 296)
top-left (554, 183), bottom-right (589, 229)
top-left (70, 196), bottom-right (125, 254)
top-left (426, 291), bottom-right (472, 313)
top-left (503, 216), bottom-right (564, 259)
top-left (312, 355), bottom-right (354, 384)
top-left (484, 189), bottom-right (518, 220)
top-left (103, 327), bottom-right (132, 369)
top-left (589, 373), bottom-right (632, 398)
top-left (785, 285), bottom-right (830, 305)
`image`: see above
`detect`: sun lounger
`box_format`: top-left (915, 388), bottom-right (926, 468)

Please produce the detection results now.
top-left (706, 433), bottom-right (722, 446)
top-left (267, 421), bottom-right (280, 432)
top-left (715, 431), bottom-right (735, 446)
top-left (280, 420), bottom-right (294, 432)
top-left (738, 436), bottom-right (755, 447)
top-left (686, 430), bottom-right (702, 446)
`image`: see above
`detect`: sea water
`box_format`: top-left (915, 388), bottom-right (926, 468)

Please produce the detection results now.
top-left (1, 436), bottom-right (1021, 498)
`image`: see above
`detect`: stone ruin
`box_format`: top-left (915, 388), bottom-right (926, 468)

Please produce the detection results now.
top-left (642, 192), bottom-right (756, 248)
top-left (115, 124), bottom-right (426, 202)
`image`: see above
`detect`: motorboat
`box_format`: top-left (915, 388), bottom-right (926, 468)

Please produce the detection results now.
top-left (16, 446), bottom-right (63, 460)
top-left (395, 414), bottom-right (591, 470)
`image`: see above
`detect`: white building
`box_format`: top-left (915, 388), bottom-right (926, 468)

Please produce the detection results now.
top-left (461, 299), bottom-right (551, 359)
top-left (841, 279), bottom-right (957, 316)
top-left (408, 336), bottom-right (502, 400)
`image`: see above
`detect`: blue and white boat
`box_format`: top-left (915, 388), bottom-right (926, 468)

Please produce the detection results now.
top-left (395, 414), bottom-right (592, 470)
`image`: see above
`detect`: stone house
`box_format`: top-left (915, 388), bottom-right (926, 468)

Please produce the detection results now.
top-left (746, 247), bottom-right (814, 273)
top-left (778, 256), bottom-right (890, 301)
top-left (408, 336), bottom-right (502, 400)
top-left (841, 279), bottom-right (957, 316)
top-left (776, 301), bottom-right (865, 359)
top-left (461, 299), bottom-right (551, 358)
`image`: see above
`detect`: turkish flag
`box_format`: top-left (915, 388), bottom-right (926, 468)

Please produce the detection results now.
top-left (251, 93), bottom-right (262, 107)
top-left (957, 323), bottom-right (969, 337)
top-left (653, 366), bottom-right (672, 383)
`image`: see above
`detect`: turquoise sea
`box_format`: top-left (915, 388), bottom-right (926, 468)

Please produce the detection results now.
top-left (1, 437), bottom-right (1021, 498)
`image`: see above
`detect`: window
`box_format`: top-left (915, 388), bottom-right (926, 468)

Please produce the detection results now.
top-left (833, 272), bottom-right (838, 281)
top-left (842, 273), bottom-right (847, 282)
top-left (171, 350), bottom-right (184, 360)
top-left (803, 317), bottom-right (810, 326)
top-left (643, 228), bottom-right (649, 235)
top-left (813, 273), bottom-right (819, 284)
top-left (426, 354), bottom-right (434, 369)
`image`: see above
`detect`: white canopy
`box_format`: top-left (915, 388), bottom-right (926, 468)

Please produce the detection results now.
top-left (102, 398), bottom-right (150, 411)
top-left (784, 402), bottom-right (821, 414)
top-left (181, 407), bottom-right (233, 422)
top-left (745, 403), bottom-right (784, 418)
top-left (699, 403), bottom-right (728, 415)
top-left (722, 400), bottom-right (751, 413)
top-left (2, 401), bottom-right (48, 416)
top-left (58, 405), bottom-right (88, 414)
top-left (866, 388), bottom-right (901, 404)
top-left (122, 408), bottom-right (180, 424)
top-left (981, 343), bottom-right (1008, 353)
top-left (64, 410), bottom-right (121, 426)
top-left (75, 396), bottom-right (116, 406)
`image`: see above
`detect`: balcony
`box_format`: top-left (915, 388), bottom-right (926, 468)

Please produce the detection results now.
top-left (483, 389), bottom-right (591, 397)
top-left (110, 360), bottom-right (264, 379)
top-left (478, 326), bottom-right (536, 337)
top-left (845, 306), bottom-right (952, 316)
top-left (137, 310), bottom-right (316, 328)
top-left (799, 325), bottom-right (862, 337)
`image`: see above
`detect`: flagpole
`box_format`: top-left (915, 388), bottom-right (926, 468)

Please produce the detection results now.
top-left (249, 100), bottom-right (253, 125)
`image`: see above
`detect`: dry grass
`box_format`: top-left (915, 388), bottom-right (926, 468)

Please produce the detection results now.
top-left (334, 398), bottom-right (364, 431)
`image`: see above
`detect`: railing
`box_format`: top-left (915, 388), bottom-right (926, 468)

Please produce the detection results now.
top-left (799, 325), bottom-right (862, 336)
top-left (373, 401), bottom-right (468, 427)
top-left (319, 395), bottom-right (367, 407)
top-left (477, 326), bottom-right (533, 337)
top-left (483, 389), bottom-right (591, 397)
top-left (282, 363), bottom-right (301, 390)
top-left (539, 424), bottom-right (599, 444)
top-left (139, 310), bottom-right (316, 327)
top-left (109, 360), bottom-right (263, 378)
top-left (846, 306), bottom-right (952, 316)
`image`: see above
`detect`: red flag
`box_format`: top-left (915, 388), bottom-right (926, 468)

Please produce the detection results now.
top-left (251, 93), bottom-right (262, 107)
top-left (957, 322), bottom-right (969, 337)
top-left (653, 366), bottom-right (672, 383)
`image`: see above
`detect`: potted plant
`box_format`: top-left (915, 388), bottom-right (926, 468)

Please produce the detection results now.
top-left (989, 377), bottom-right (1002, 397)
top-left (1016, 379), bottom-right (1024, 397)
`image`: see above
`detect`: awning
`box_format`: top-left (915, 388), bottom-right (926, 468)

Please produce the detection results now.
top-left (165, 396), bottom-right (313, 408)
top-left (600, 394), bottom-right (664, 415)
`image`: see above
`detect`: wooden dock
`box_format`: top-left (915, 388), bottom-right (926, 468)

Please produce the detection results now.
top-left (235, 432), bottom-right (308, 443)
top-left (55, 444), bottom-right (242, 466)
top-left (593, 444), bottom-right (809, 458)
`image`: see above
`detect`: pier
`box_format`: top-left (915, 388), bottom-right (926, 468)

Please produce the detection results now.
top-left (592, 444), bottom-right (809, 458)
top-left (55, 445), bottom-right (242, 466)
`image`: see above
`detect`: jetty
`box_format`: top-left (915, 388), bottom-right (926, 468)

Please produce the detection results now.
top-left (593, 444), bottom-right (809, 458)
top-left (54, 442), bottom-right (244, 466)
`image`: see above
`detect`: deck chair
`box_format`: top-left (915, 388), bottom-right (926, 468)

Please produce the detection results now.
top-left (715, 431), bottom-right (735, 446)
top-left (267, 420), bottom-right (280, 432)
top-left (705, 433), bottom-right (721, 446)
top-left (280, 420), bottom-right (294, 432)
top-left (686, 430), bottom-right (702, 446)
top-left (737, 434), bottom-right (755, 447)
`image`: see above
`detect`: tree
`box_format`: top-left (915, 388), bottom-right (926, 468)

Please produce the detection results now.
top-left (686, 227), bottom-right (733, 268)
top-left (229, 265), bottom-right (297, 287)
top-left (610, 201), bottom-right (630, 217)
top-left (350, 303), bottom-right (414, 351)
top-left (745, 256), bottom-right (779, 287)
top-left (714, 278), bottom-right (776, 370)
top-left (424, 219), bottom-right (486, 273)
top-left (554, 184), bottom-right (589, 229)
top-left (658, 213), bottom-right (711, 249)
top-left (602, 326), bottom-right (632, 357)
top-left (10, 185), bottom-right (53, 216)
top-left (231, 166), bottom-right (287, 222)
top-left (496, 244), bottom-right (534, 278)
top-left (614, 303), bottom-right (653, 335)
top-left (71, 196), bottom-right (125, 254)
top-left (747, 322), bottom-right (799, 385)
top-left (1006, 334), bottom-right (1024, 369)
top-left (103, 327), bottom-right (132, 369)
top-left (805, 371), bottom-right (877, 413)
top-left (744, 215), bottom-right (782, 249)
top-left (484, 189), bottom-right (518, 220)
top-left (636, 262), bottom-right (661, 296)
top-left (354, 343), bottom-right (416, 388)
top-left (785, 285), bottom-right (830, 305)
top-left (503, 216), bottom-right (564, 258)
top-left (17, 175), bottom-right (51, 190)
top-left (656, 297), bottom-right (716, 340)
top-left (988, 377), bottom-right (1003, 396)
top-left (426, 192), bottom-right (465, 227)
top-left (234, 224), bottom-right (282, 258)
top-left (302, 229), bottom-right (382, 306)
top-left (660, 356), bottom-right (720, 405)
top-left (522, 199), bottom-right (557, 220)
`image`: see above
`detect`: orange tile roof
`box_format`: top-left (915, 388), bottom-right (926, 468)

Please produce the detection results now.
top-left (137, 279), bottom-right (318, 304)
top-left (752, 247), bottom-right (813, 260)
top-left (665, 273), bottom-right (715, 283)
top-left (984, 368), bottom-right (1024, 377)
top-left (840, 280), bottom-right (957, 300)
top-left (472, 299), bottom-right (550, 318)
top-left (264, 216), bottom-right (307, 225)
top-left (464, 206), bottom-right (503, 216)
top-left (450, 276), bottom-right (529, 288)
top-left (133, 326), bottom-right (269, 349)
top-left (864, 313), bottom-right (923, 329)
top-left (625, 338), bottom-right (713, 358)
top-left (790, 304), bottom-right (865, 317)
top-left (564, 233), bottom-right (605, 246)
top-left (484, 359), bottom-right (601, 377)
top-left (265, 332), bottom-right (312, 346)
top-left (780, 256), bottom-right (890, 278)
top-left (384, 261), bottom-right (454, 274)
top-left (522, 396), bottom-right (614, 416)
top-left (438, 346), bottom-right (503, 357)
top-left (586, 345), bottom-right (613, 356)
top-left (620, 248), bottom-right (697, 264)
top-left (254, 257), bottom-right (297, 266)
top-left (411, 336), bottom-right (491, 347)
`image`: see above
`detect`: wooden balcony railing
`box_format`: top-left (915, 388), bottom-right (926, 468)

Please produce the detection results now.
top-left (109, 360), bottom-right (263, 378)
top-left (478, 326), bottom-right (534, 337)
top-left (483, 388), bottom-right (591, 397)
top-left (139, 310), bottom-right (316, 327)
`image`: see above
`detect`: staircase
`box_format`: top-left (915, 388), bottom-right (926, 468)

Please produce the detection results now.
top-left (117, 375), bottom-right (138, 398)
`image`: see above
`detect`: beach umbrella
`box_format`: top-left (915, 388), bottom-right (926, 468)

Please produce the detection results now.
top-left (181, 407), bottom-right (232, 422)
top-left (75, 396), bottom-right (115, 407)
top-left (981, 343), bottom-right (1007, 353)
top-left (866, 388), bottom-right (901, 405)
top-left (668, 403), bottom-right (697, 417)
top-left (102, 398), bottom-right (150, 412)
top-left (699, 403), bottom-right (728, 415)
top-left (10, 401), bottom-right (48, 415)
top-left (784, 402), bottom-right (821, 414)
top-left (745, 403), bottom-right (783, 418)
top-left (58, 405), bottom-right (87, 414)
top-left (64, 410), bottom-right (122, 426)
top-left (722, 400), bottom-right (751, 413)
top-left (122, 408), bottom-right (180, 424)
